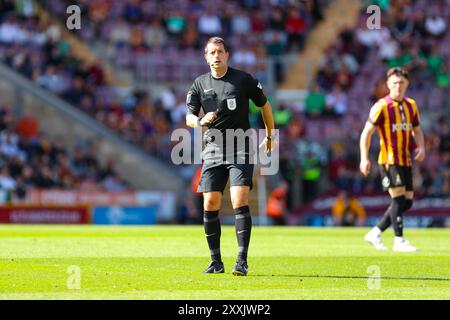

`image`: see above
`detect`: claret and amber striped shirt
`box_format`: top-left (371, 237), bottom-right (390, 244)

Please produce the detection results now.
top-left (368, 95), bottom-right (420, 167)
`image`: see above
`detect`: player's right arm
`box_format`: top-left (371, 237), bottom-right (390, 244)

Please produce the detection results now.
top-left (185, 81), bottom-right (217, 128)
top-left (359, 101), bottom-right (384, 176)
top-left (359, 122), bottom-right (376, 176)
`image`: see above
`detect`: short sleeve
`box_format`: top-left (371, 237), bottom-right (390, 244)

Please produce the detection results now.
top-left (246, 73), bottom-right (267, 107)
top-left (186, 81), bottom-right (201, 116)
top-left (410, 99), bottom-right (420, 127)
top-left (368, 100), bottom-right (385, 126)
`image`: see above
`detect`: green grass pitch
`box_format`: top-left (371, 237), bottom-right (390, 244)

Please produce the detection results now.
top-left (0, 225), bottom-right (449, 299)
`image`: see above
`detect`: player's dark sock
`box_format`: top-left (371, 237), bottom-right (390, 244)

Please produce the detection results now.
top-left (234, 205), bottom-right (252, 262)
top-left (389, 195), bottom-right (406, 237)
top-left (204, 210), bottom-right (221, 262)
top-left (377, 205), bottom-right (392, 231)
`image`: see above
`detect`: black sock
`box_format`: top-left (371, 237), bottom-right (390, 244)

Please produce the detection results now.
top-left (204, 210), bottom-right (221, 262)
top-left (390, 196), bottom-right (406, 237)
top-left (234, 205), bottom-right (252, 262)
top-left (377, 205), bottom-right (392, 231)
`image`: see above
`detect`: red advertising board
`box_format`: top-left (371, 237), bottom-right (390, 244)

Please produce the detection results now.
top-left (0, 206), bottom-right (89, 224)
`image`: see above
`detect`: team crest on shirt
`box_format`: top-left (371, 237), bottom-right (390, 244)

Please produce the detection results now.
top-left (382, 177), bottom-right (390, 188)
top-left (227, 98), bottom-right (237, 110)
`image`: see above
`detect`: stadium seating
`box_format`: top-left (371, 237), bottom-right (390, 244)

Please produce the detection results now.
top-left (0, 101), bottom-right (129, 199)
top-left (295, 0), bottom-right (450, 199)
top-left (40, 0), bottom-right (330, 84)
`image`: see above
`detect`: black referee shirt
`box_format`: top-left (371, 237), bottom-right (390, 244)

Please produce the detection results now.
top-left (186, 67), bottom-right (268, 167)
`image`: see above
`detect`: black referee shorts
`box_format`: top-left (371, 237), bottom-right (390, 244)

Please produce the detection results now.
top-left (379, 164), bottom-right (413, 191)
top-left (197, 163), bottom-right (254, 194)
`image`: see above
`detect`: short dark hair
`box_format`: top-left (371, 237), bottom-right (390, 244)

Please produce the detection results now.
top-left (387, 67), bottom-right (409, 80)
top-left (204, 37), bottom-right (229, 54)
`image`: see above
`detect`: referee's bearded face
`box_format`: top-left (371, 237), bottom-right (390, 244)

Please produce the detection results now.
top-left (387, 75), bottom-right (409, 101)
top-left (204, 43), bottom-right (229, 70)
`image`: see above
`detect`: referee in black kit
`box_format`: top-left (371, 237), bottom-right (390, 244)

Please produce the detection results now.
top-left (186, 37), bottom-right (275, 276)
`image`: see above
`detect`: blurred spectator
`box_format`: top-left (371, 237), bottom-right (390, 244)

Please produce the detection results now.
top-left (159, 87), bottom-right (177, 113)
top-left (16, 113), bottom-right (39, 139)
top-left (285, 112), bottom-right (305, 139)
top-left (285, 7), bottom-right (307, 52)
top-left (231, 44), bottom-right (257, 71)
top-left (266, 180), bottom-right (288, 225)
top-left (332, 190), bottom-right (366, 226)
top-left (424, 12), bottom-right (447, 38)
top-left (325, 85), bottom-right (348, 117)
top-left (123, 0), bottom-right (143, 24)
top-left (231, 7), bottom-right (251, 35)
top-left (197, 6), bottom-right (222, 37)
top-left (250, 9), bottom-right (266, 34)
top-left (102, 174), bottom-right (127, 192)
top-left (304, 85), bottom-right (326, 117)
top-left (0, 166), bottom-right (16, 191)
top-left (145, 17), bottom-right (167, 49)
top-left (301, 151), bottom-right (321, 203)
top-left (391, 10), bottom-right (414, 42)
top-left (265, 30), bottom-right (286, 83)
top-left (273, 104), bottom-right (292, 128)
top-left (268, 6), bottom-right (285, 32)
top-left (37, 65), bottom-right (69, 94)
top-left (181, 18), bottom-right (200, 49)
top-left (109, 17), bottom-right (131, 47)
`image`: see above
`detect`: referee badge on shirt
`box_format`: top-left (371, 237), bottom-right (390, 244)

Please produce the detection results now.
top-left (227, 98), bottom-right (237, 111)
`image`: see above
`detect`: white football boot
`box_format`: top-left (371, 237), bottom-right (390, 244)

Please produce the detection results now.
top-left (364, 227), bottom-right (387, 251)
top-left (392, 238), bottom-right (417, 252)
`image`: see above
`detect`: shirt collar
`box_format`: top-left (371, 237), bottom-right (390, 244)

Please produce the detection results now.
top-left (211, 67), bottom-right (228, 79)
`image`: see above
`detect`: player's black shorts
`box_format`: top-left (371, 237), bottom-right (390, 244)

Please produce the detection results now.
top-left (197, 163), bottom-right (254, 193)
top-left (379, 164), bottom-right (413, 191)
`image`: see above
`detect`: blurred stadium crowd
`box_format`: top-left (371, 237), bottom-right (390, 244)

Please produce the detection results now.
top-left (295, 0), bottom-right (450, 202)
top-left (0, 0), bottom-right (448, 213)
top-left (42, 0), bottom-right (327, 82)
top-left (0, 100), bottom-right (129, 199)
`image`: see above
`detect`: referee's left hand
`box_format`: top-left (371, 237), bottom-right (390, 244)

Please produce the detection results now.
top-left (259, 136), bottom-right (277, 155)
